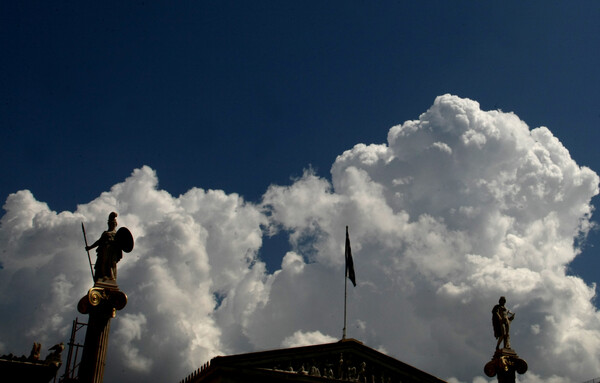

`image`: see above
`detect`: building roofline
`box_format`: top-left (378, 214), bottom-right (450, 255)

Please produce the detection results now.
top-left (180, 338), bottom-right (446, 383)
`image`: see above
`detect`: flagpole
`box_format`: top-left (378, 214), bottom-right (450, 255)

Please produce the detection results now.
top-left (343, 259), bottom-right (348, 340)
top-left (343, 225), bottom-right (349, 340)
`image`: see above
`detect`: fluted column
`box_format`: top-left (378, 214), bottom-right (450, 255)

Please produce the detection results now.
top-left (77, 282), bottom-right (127, 383)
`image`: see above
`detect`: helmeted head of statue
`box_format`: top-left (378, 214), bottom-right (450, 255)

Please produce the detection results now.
top-left (499, 296), bottom-right (506, 305)
top-left (108, 212), bottom-right (118, 230)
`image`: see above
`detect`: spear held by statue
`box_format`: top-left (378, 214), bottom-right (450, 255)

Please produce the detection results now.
top-left (81, 222), bottom-right (95, 280)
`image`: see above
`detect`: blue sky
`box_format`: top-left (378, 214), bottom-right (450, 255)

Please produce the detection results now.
top-left (5, 1), bottom-right (598, 284)
top-left (2, 3), bottom-right (600, 381)
top-left (3, 2), bottom-right (598, 203)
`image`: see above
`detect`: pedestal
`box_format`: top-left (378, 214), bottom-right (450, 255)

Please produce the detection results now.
top-left (77, 281), bottom-right (127, 383)
top-left (484, 348), bottom-right (528, 383)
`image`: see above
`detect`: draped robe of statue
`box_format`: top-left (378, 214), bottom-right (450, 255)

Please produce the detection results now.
top-left (93, 229), bottom-right (122, 281)
top-left (86, 212), bottom-right (123, 282)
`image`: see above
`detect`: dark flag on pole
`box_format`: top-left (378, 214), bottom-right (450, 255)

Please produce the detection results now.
top-left (345, 226), bottom-right (356, 287)
top-left (342, 226), bottom-right (356, 339)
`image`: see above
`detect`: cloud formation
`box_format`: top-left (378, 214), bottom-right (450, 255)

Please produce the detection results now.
top-left (1, 95), bottom-right (599, 382)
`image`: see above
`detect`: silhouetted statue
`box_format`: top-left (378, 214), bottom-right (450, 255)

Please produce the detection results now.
top-left (86, 212), bottom-right (122, 282)
top-left (485, 296), bottom-right (527, 381)
top-left (492, 296), bottom-right (515, 349)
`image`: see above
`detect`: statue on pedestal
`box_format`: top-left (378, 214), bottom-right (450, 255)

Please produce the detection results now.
top-left (77, 212), bottom-right (133, 383)
top-left (484, 297), bottom-right (527, 383)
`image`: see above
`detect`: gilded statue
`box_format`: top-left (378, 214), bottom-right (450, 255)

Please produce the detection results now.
top-left (85, 212), bottom-right (133, 282)
top-left (492, 296), bottom-right (515, 350)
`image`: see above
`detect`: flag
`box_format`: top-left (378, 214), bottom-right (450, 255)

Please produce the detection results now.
top-left (345, 226), bottom-right (356, 287)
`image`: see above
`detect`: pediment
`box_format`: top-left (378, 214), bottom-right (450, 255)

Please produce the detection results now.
top-left (183, 339), bottom-right (445, 383)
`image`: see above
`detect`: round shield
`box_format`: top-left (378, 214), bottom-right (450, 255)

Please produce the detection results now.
top-left (115, 227), bottom-right (134, 253)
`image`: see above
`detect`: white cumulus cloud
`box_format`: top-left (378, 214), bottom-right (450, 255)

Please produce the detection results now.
top-left (1, 95), bottom-right (599, 382)
top-left (281, 330), bottom-right (338, 348)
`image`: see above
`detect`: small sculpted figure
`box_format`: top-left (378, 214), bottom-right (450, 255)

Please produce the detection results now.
top-left (492, 296), bottom-right (515, 349)
top-left (28, 342), bottom-right (41, 360)
top-left (309, 360), bottom-right (321, 377)
top-left (86, 212), bottom-right (122, 282)
top-left (358, 361), bottom-right (367, 383)
top-left (325, 367), bottom-right (335, 379)
top-left (46, 342), bottom-right (64, 366)
top-left (298, 364), bottom-right (307, 375)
